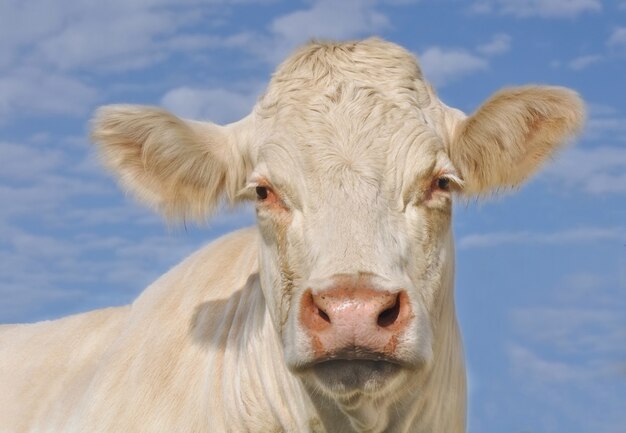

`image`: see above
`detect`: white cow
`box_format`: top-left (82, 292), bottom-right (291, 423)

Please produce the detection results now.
top-left (0, 38), bottom-right (584, 433)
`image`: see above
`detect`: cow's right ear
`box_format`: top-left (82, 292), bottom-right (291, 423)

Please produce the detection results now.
top-left (446, 86), bottom-right (584, 195)
top-left (91, 105), bottom-right (251, 222)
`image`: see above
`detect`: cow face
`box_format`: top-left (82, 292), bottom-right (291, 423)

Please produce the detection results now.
top-left (91, 39), bottom-right (583, 398)
top-left (246, 55), bottom-right (459, 394)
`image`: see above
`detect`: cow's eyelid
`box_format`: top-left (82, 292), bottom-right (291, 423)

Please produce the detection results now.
top-left (436, 173), bottom-right (464, 191)
top-left (237, 183), bottom-right (262, 200)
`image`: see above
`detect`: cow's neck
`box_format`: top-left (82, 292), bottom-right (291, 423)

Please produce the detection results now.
top-left (301, 276), bottom-right (466, 433)
top-left (205, 274), bottom-right (323, 432)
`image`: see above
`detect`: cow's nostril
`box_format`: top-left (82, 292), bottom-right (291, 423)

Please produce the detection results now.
top-left (317, 307), bottom-right (331, 323)
top-left (377, 294), bottom-right (400, 328)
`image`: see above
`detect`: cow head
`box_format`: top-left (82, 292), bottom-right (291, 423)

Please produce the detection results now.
top-left (91, 39), bottom-right (583, 399)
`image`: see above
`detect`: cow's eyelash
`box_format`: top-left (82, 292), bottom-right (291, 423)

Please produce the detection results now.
top-left (238, 179), bottom-right (274, 199)
top-left (434, 173), bottom-right (464, 192)
top-left (237, 183), bottom-right (260, 200)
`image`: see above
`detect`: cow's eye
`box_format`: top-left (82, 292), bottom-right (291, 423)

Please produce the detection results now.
top-left (436, 177), bottom-right (450, 191)
top-left (256, 186), bottom-right (269, 200)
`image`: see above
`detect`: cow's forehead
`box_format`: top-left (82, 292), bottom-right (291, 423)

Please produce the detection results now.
top-left (259, 38), bottom-right (436, 118)
top-left (268, 38), bottom-right (427, 98)
top-left (253, 38), bottom-right (448, 198)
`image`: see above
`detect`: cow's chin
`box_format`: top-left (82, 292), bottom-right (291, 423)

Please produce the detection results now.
top-left (311, 359), bottom-right (403, 395)
top-left (292, 350), bottom-right (408, 396)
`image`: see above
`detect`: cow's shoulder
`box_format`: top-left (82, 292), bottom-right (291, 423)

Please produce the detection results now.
top-left (132, 226), bottom-right (260, 314)
top-left (0, 227), bottom-right (261, 432)
top-left (0, 306), bottom-right (130, 431)
top-left (54, 227), bottom-right (263, 431)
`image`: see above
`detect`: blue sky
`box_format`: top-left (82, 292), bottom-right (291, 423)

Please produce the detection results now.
top-left (1, 0), bottom-right (625, 432)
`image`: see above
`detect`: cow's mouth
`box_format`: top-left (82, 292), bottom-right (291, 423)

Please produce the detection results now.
top-left (304, 350), bottom-right (405, 393)
top-left (312, 359), bottom-right (402, 392)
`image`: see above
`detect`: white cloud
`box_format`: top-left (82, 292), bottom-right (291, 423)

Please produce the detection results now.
top-left (44, 205), bottom-right (158, 228)
top-left (0, 283), bottom-right (86, 324)
top-left (458, 226), bottom-right (626, 249)
top-left (511, 307), bottom-right (626, 355)
top-left (508, 341), bottom-right (626, 433)
top-left (0, 228), bottom-right (201, 322)
top-left (271, 0), bottom-right (389, 43)
top-left (562, 28), bottom-right (624, 73)
top-left (161, 86), bottom-right (261, 124)
top-left (587, 118), bottom-right (626, 141)
top-left (380, 0), bottom-right (421, 4)
top-left (506, 273), bottom-right (626, 433)
top-left (419, 47), bottom-right (488, 87)
top-left (587, 103), bottom-right (619, 117)
top-left (539, 106), bottom-right (626, 197)
top-left (0, 69), bottom-right (97, 119)
top-left (608, 27), bottom-right (626, 47)
top-left (544, 146), bottom-right (626, 194)
top-left (0, 205), bottom-right (255, 322)
top-left (0, 0), bottom-right (399, 119)
top-left (508, 344), bottom-right (590, 384)
top-left (419, 34), bottom-right (514, 87)
top-left (36, 16), bottom-right (169, 73)
top-left (577, 104), bottom-right (626, 143)
top-left (476, 33), bottom-right (511, 56)
top-left (232, 0), bottom-right (391, 64)
top-left (568, 54), bottom-right (603, 70)
top-left (555, 272), bottom-right (609, 304)
top-left (0, 0), bottom-right (271, 73)
top-left (0, 142), bottom-right (64, 181)
top-left (0, 0), bottom-right (66, 69)
top-left (0, 178), bottom-right (110, 222)
top-left (471, 0), bottom-right (602, 18)
top-left (549, 272), bottom-right (626, 318)
top-left (0, 202), bottom-right (255, 323)
top-left (0, 0), bottom-right (272, 120)
top-left (2, 1), bottom-right (158, 71)
top-left (0, 138), bottom-right (114, 222)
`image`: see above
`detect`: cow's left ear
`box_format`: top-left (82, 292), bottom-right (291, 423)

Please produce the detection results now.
top-left (447, 86), bottom-right (585, 195)
top-left (91, 105), bottom-right (252, 222)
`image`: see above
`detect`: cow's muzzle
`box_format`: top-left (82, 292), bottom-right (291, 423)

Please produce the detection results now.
top-left (299, 275), bottom-right (413, 362)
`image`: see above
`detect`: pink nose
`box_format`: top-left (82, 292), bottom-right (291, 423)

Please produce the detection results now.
top-left (300, 285), bottom-right (412, 358)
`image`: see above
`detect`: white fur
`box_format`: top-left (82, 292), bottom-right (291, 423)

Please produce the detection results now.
top-left (0, 38), bottom-right (584, 433)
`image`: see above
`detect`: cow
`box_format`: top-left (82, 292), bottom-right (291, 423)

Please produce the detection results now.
top-left (0, 38), bottom-right (584, 433)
